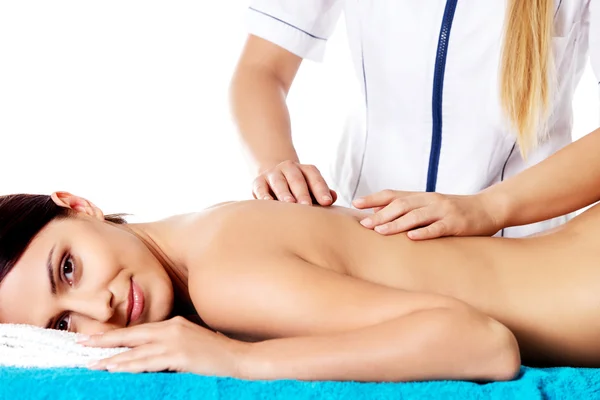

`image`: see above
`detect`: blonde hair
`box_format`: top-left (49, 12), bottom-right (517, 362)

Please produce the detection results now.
top-left (500, 0), bottom-right (554, 157)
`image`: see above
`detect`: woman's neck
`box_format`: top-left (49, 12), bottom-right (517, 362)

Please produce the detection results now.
top-left (127, 219), bottom-right (197, 318)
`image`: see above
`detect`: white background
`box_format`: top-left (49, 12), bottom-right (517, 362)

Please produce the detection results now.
top-left (0, 2), bottom-right (598, 221)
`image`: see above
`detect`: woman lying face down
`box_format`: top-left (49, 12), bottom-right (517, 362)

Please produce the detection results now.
top-left (6, 190), bottom-right (581, 382)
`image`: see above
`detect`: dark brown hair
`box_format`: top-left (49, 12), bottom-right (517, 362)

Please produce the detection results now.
top-left (0, 194), bottom-right (125, 283)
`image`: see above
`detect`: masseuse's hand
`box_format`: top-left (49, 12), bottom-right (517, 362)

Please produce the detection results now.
top-left (353, 190), bottom-right (501, 240)
top-left (253, 160), bottom-right (337, 206)
top-left (80, 316), bottom-right (247, 377)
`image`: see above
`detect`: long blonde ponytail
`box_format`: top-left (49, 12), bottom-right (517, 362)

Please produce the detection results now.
top-left (500, 0), bottom-right (554, 157)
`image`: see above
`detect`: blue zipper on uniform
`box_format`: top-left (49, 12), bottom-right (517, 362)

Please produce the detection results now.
top-left (426, 0), bottom-right (459, 192)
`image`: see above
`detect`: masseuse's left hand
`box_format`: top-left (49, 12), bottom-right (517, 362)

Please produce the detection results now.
top-left (353, 190), bottom-right (501, 240)
top-left (80, 316), bottom-right (246, 376)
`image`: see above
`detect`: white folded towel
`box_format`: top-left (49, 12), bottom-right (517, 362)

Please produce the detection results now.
top-left (0, 324), bottom-right (129, 368)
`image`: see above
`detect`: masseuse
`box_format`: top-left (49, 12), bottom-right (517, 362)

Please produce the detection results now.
top-left (230, 1), bottom-right (597, 239)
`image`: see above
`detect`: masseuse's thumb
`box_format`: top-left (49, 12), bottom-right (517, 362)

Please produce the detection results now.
top-left (329, 189), bottom-right (338, 204)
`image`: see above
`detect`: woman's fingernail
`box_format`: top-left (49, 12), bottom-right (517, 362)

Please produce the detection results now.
top-left (77, 335), bottom-right (90, 342)
top-left (262, 196), bottom-right (271, 200)
top-left (322, 195), bottom-right (332, 202)
top-left (105, 364), bottom-right (117, 371)
top-left (360, 218), bottom-right (372, 227)
top-left (284, 196), bottom-right (294, 202)
top-left (87, 361), bottom-right (99, 368)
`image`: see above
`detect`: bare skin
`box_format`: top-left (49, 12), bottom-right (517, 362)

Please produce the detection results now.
top-left (7, 191), bottom-right (592, 381)
top-left (162, 200), bottom-right (600, 366)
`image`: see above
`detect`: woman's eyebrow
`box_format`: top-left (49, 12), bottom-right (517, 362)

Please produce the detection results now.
top-left (47, 245), bottom-right (57, 296)
top-left (44, 245), bottom-right (57, 330)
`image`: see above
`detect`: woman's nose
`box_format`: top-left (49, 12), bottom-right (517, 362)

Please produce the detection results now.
top-left (62, 288), bottom-right (115, 323)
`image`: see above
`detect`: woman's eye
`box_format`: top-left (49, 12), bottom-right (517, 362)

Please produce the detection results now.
top-left (62, 256), bottom-right (75, 285)
top-left (55, 315), bottom-right (70, 331)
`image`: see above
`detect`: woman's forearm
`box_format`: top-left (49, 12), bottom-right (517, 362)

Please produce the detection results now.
top-left (236, 307), bottom-right (520, 382)
top-left (483, 127), bottom-right (600, 228)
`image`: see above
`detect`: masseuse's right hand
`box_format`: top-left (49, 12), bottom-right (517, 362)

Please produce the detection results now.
top-left (253, 160), bottom-right (337, 206)
top-left (354, 190), bottom-right (501, 240)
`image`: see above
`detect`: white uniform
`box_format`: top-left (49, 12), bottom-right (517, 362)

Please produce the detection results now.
top-left (247, 0), bottom-right (600, 238)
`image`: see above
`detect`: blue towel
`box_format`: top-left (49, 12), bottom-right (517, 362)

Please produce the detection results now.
top-left (2, 366), bottom-right (599, 399)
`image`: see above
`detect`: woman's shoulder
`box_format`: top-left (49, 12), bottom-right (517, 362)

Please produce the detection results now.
top-left (183, 200), bottom-right (274, 244)
top-left (163, 200), bottom-right (368, 253)
top-left (201, 200), bottom-right (369, 227)
top-left (203, 200), bottom-right (237, 210)
top-left (161, 200), bottom-right (261, 227)
top-left (156, 200), bottom-right (367, 234)
top-left (202, 199), bottom-right (271, 214)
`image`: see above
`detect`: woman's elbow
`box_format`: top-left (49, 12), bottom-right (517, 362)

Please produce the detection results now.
top-left (482, 317), bottom-right (521, 381)
top-left (437, 302), bottom-right (521, 382)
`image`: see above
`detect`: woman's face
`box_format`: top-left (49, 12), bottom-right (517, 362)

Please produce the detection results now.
top-left (0, 201), bottom-right (174, 335)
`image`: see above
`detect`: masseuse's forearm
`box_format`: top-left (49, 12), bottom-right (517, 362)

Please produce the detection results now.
top-left (483, 127), bottom-right (600, 228)
top-left (230, 65), bottom-right (299, 173)
top-left (238, 307), bottom-right (520, 382)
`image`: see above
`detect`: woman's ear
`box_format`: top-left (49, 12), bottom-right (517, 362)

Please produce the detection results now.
top-left (50, 191), bottom-right (105, 220)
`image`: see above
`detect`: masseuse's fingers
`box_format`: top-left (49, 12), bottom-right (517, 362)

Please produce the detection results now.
top-left (360, 197), bottom-right (426, 228)
top-left (301, 165), bottom-right (334, 206)
top-left (406, 221), bottom-right (448, 240)
top-left (329, 189), bottom-right (338, 204)
top-left (353, 190), bottom-right (415, 209)
top-left (373, 208), bottom-right (440, 235)
top-left (280, 162), bottom-right (312, 205)
top-left (252, 176), bottom-right (273, 200)
top-left (266, 170), bottom-right (295, 202)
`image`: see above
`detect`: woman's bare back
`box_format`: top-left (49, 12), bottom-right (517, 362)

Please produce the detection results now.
top-left (180, 200), bottom-right (600, 366)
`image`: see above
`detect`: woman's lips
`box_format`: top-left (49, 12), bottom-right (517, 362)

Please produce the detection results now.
top-left (127, 278), bottom-right (145, 326)
top-left (126, 281), bottom-right (133, 326)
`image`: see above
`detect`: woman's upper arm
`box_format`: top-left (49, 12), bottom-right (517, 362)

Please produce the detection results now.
top-left (190, 254), bottom-right (460, 340)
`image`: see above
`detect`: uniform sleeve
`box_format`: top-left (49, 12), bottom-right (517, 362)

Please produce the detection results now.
top-left (591, 0), bottom-right (600, 99)
top-left (246, 0), bottom-right (344, 61)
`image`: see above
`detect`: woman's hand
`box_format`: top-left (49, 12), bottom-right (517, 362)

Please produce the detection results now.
top-left (80, 316), bottom-right (247, 377)
top-left (353, 190), bottom-right (503, 240)
top-left (253, 160), bottom-right (337, 206)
